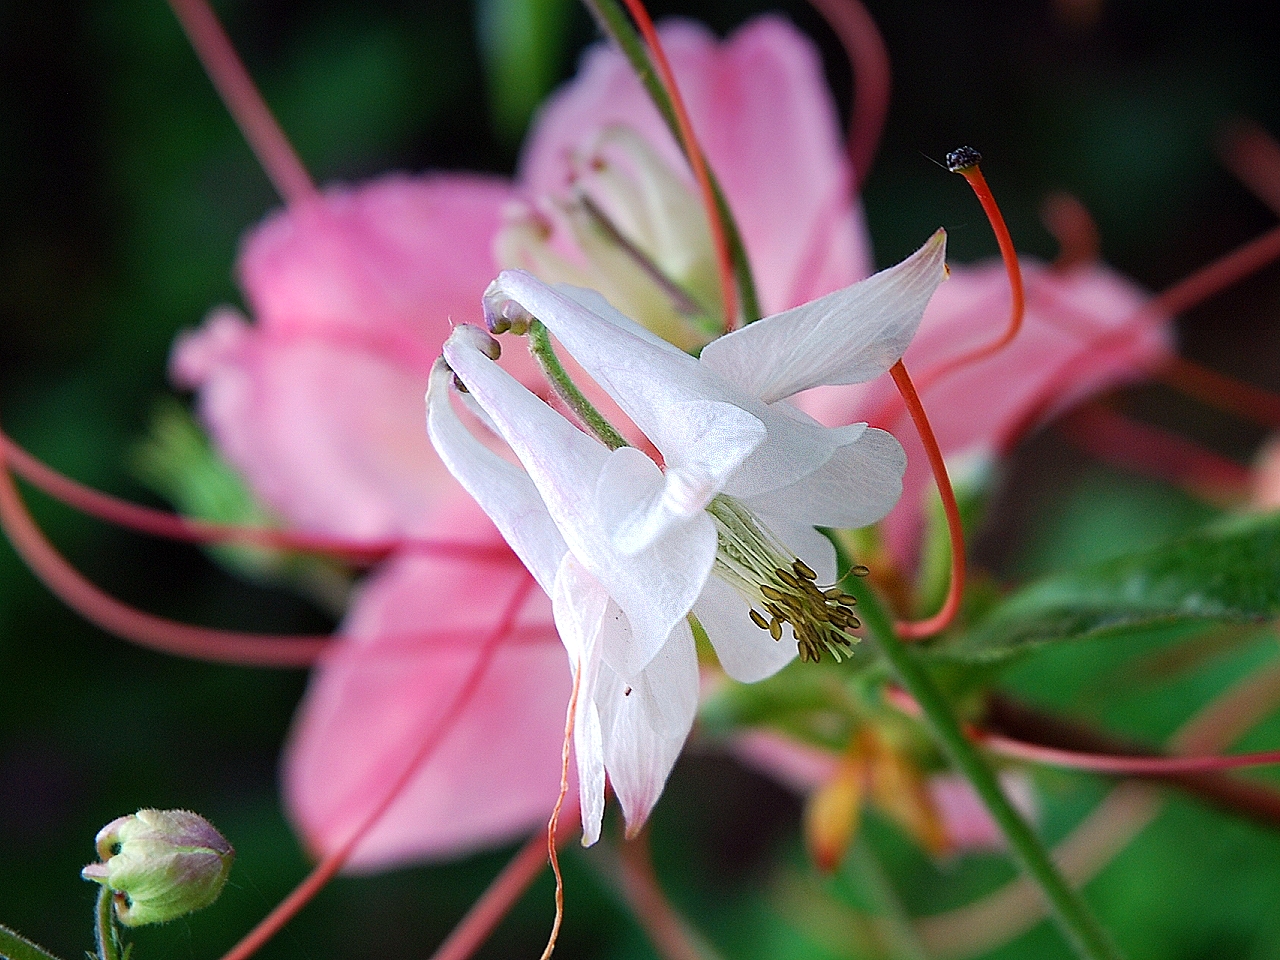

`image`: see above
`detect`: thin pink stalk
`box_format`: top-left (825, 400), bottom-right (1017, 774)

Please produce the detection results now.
top-left (619, 0), bottom-right (738, 329)
top-left (218, 574), bottom-right (537, 960)
top-left (1219, 119), bottom-right (1280, 216)
top-left (0, 438), bottom-right (329, 667)
top-left (889, 362), bottom-right (966, 640)
top-left (805, 0), bottom-right (892, 187)
top-left (1, 434), bottom-right (516, 566)
top-left (979, 732), bottom-right (1280, 776)
top-left (1149, 221), bottom-right (1280, 319)
top-left (166, 0), bottom-right (316, 206)
top-left (1157, 355), bottom-right (1280, 430)
top-left (430, 804), bottom-right (582, 960)
top-left (891, 684), bottom-right (1280, 778)
top-left (1059, 403), bottom-right (1251, 495)
top-left (617, 829), bottom-right (717, 960)
top-left (1041, 192), bottom-right (1101, 271)
top-left (1004, 221), bottom-right (1280, 446)
top-left (918, 658), bottom-right (1280, 958)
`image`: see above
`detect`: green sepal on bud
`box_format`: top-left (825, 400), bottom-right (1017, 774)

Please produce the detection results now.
top-left (81, 809), bottom-right (234, 926)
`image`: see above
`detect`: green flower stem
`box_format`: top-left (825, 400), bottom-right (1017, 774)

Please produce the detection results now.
top-left (578, 0), bottom-right (763, 324)
top-left (846, 578), bottom-right (1124, 960)
top-left (528, 320), bottom-right (628, 450)
top-left (0, 924), bottom-right (66, 960)
top-left (94, 888), bottom-right (121, 960)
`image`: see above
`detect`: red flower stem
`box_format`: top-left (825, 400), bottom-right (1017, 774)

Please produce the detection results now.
top-left (979, 733), bottom-right (1280, 775)
top-left (889, 362), bottom-right (965, 639)
top-left (1149, 221), bottom-right (1280, 318)
top-left (166, 0), bottom-right (316, 207)
top-left (618, 0), bottom-right (738, 329)
top-left (915, 158), bottom-right (1026, 394)
top-left (430, 805), bottom-right (582, 960)
top-left (0, 435), bottom-right (330, 667)
top-left (1059, 403), bottom-right (1251, 496)
top-left (1219, 119), bottom-right (1280, 216)
top-left (1041, 192), bottom-right (1101, 271)
top-left (1, 434), bottom-right (514, 565)
top-left (1156, 355), bottom-right (1280, 430)
top-left (805, 0), bottom-right (892, 188)
top-left (616, 828), bottom-right (717, 960)
top-left (218, 575), bottom-right (536, 960)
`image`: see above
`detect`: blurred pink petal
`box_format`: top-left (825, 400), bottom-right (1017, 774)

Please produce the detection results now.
top-left (929, 772), bottom-right (1036, 854)
top-left (240, 174), bottom-right (511, 346)
top-left (175, 316), bottom-right (489, 541)
top-left (731, 727), bottom-right (838, 792)
top-left (171, 174), bottom-right (545, 543)
top-left (520, 16), bottom-right (872, 313)
top-left (283, 553), bottom-right (570, 871)
top-left (796, 258), bottom-right (1175, 561)
top-left (1251, 435), bottom-right (1280, 510)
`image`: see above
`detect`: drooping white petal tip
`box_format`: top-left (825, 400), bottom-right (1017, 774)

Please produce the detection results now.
top-left (482, 272), bottom-right (538, 335)
top-left (446, 323), bottom-right (501, 361)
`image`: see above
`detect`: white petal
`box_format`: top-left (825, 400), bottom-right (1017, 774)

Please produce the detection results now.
top-left (484, 271), bottom-right (768, 521)
top-left (426, 359), bottom-right (566, 591)
top-left (694, 576), bottom-right (796, 682)
top-left (596, 618), bottom-right (699, 836)
top-left (741, 425), bottom-right (906, 531)
top-left (551, 555), bottom-right (611, 846)
top-left (700, 229), bottom-right (947, 402)
top-left (445, 329), bottom-right (713, 674)
top-left (719, 400), bottom-right (856, 502)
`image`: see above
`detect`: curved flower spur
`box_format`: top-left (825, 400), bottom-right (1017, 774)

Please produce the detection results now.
top-left (427, 230), bottom-right (947, 844)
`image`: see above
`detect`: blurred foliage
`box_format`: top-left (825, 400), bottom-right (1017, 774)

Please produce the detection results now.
top-left (1, 1), bottom-right (1280, 959)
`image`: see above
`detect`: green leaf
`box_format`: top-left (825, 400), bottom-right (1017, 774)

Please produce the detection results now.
top-left (131, 398), bottom-right (352, 616)
top-left (0, 924), bottom-right (67, 960)
top-left (940, 511), bottom-right (1280, 664)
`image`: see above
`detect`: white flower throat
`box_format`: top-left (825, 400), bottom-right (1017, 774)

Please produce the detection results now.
top-left (705, 496), bottom-right (862, 663)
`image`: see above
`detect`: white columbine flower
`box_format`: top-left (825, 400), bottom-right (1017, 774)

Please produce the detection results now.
top-left (427, 230), bottom-right (947, 843)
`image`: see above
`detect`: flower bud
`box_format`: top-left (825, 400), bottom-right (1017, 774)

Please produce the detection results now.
top-left (81, 809), bottom-right (234, 926)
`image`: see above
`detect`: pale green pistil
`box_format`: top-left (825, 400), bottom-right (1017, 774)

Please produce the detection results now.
top-left (706, 496), bottom-right (861, 663)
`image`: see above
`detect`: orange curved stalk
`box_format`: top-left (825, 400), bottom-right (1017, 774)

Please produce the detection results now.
top-left (889, 362), bottom-right (965, 640)
top-left (915, 151), bottom-right (1025, 394)
top-left (618, 0), bottom-right (738, 329)
top-left (539, 656), bottom-right (584, 960)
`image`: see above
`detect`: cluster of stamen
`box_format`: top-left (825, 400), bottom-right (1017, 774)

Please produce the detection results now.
top-left (708, 496), bottom-right (863, 664)
top-left (749, 559), bottom-right (862, 663)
